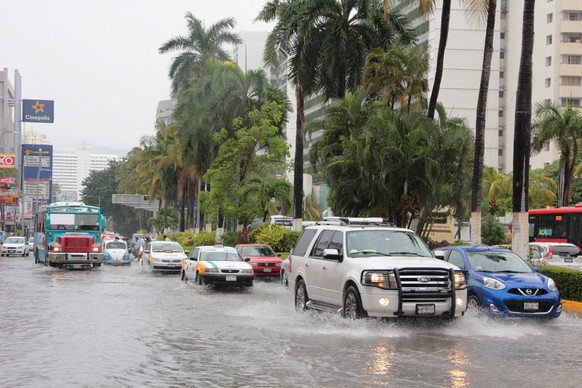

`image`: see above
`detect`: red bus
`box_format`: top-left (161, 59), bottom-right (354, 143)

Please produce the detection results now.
top-left (528, 204), bottom-right (582, 248)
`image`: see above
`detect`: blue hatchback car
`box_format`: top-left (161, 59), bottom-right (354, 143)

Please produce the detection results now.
top-left (433, 246), bottom-right (562, 318)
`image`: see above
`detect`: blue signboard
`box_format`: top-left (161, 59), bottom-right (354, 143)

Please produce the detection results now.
top-left (22, 99), bottom-right (54, 123)
top-left (21, 144), bottom-right (53, 207)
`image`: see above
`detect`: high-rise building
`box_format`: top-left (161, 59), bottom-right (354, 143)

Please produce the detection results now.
top-left (156, 99), bottom-right (176, 127)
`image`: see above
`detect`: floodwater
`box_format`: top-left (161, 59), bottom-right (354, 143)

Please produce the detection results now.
top-left (1, 256), bottom-right (581, 387)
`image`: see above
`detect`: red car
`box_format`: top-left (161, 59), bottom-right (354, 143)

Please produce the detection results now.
top-left (235, 244), bottom-right (282, 277)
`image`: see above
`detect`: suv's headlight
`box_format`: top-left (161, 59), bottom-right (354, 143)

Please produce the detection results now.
top-left (362, 271), bottom-right (397, 289)
top-left (547, 277), bottom-right (557, 291)
top-left (483, 276), bottom-right (505, 290)
top-left (453, 271), bottom-right (467, 289)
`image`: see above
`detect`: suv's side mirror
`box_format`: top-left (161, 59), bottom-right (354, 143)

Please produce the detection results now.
top-left (433, 250), bottom-right (446, 260)
top-left (323, 248), bottom-right (343, 261)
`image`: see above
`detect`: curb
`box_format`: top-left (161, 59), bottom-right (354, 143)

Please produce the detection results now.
top-left (563, 299), bottom-right (582, 315)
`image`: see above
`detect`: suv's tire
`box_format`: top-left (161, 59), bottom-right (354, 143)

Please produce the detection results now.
top-left (343, 286), bottom-right (367, 319)
top-left (467, 295), bottom-right (480, 310)
top-left (295, 279), bottom-right (309, 311)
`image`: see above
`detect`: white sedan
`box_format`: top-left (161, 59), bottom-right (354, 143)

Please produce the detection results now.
top-left (1, 236), bottom-right (30, 257)
top-left (145, 241), bottom-right (188, 273)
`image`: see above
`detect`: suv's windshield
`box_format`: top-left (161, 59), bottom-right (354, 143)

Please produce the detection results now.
top-left (346, 230), bottom-right (432, 258)
top-left (467, 251), bottom-right (532, 273)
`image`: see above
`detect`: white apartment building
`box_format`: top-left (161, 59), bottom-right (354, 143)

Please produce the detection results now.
top-left (52, 142), bottom-right (120, 200)
top-left (156, 99), bottom-right (176, 127)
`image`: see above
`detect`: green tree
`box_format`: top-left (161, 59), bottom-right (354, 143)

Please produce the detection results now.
top-left (159, 13), bottom-right (241, 95)
top-left (532, 100), bottom-right (582, 207)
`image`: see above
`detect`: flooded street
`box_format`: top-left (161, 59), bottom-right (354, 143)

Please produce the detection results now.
top-left (1, 256), bottom-right (581, 387)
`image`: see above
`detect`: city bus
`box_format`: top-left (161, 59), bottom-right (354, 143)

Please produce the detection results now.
top-left (33, 201), bottom-right (106, 268)
top-left (528, 204), bottom-right (582, 248)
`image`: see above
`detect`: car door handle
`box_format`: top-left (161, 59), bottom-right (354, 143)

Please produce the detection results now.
top-left (305, 262), bottom-right (309, 267)
top-left (323, 265), bottom-right (327, 270)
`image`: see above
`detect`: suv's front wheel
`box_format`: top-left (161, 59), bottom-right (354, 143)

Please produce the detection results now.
top-left (295, 279), bottom-right (309, 311)
top-left (343, 286), bottom-right (367, 319)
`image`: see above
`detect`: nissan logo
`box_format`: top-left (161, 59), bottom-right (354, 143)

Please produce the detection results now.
top-left (525, 289), bottom-right (533, 295)
top-left (418, 277), bottom-right (430, 283)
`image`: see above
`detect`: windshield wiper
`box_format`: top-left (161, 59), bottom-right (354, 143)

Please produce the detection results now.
top-left (388, 251), bottom-right (423, 256)
top-left (496, 270), bottom-right (524, 273)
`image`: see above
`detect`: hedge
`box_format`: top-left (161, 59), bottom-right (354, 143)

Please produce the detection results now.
top-left (538, 266), bottom-right (582, 301)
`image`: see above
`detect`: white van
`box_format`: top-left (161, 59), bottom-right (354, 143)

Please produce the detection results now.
top-left (270, 215), bottom-right (293, 229)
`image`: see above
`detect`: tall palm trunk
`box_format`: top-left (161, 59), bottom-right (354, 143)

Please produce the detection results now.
top-left (293, 88), bottom-right (305, 230)
top-left (512, 0), bottom-right (535, 259)
top-left (427, 0), bottom-right (451, 120)
top-left (470, 0), bottom-right (497, 245)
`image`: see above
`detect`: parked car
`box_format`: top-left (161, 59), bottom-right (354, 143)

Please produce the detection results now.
top-left (235, 244), bottom-right (282, 277)
top-left (181, 245), bottom-right (253, 287)
top-left (1, 236), bottom-right (30, 257)
top-left (102, 239), bottom-right (131, 266)
top-left (529, 242), bottom-right (582, 270)
top-left (434, 245), bottom-right (562, 319)
top-left (288, 218), bottom-right (468, 320)
top-left (144, 241), bottom-right (188, 273)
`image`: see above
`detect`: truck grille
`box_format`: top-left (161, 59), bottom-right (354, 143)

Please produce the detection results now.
top-left (63, 238), bottom-right (91, 248)
top-left (397, 268), bottom-right (453, 302)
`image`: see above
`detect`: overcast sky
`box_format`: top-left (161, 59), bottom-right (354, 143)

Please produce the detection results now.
top-left (1, 0), bottom-right (273, 156)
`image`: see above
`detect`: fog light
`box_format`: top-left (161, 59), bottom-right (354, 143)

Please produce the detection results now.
top-left (488, 303), bottom-right (500, 313)
top-left (378, 297), bottom-right (389, 307)
top-left (557, 303), bottom-right (562, 313)
top-left (456, 297), bottom-right (465, 307)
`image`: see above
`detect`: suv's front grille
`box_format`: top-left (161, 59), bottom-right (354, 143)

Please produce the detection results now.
top-left (397, 268), bottom-right (453, 302)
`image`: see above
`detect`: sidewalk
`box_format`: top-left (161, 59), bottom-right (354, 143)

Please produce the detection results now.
top-left (563, 299), bottom-right (582, 315)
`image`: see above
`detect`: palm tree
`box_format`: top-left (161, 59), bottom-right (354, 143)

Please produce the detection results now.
top-left (427, 0), bottom-right (451, 120)
top-left (512, 0), bottom-right (535, 258)
top-left (469, 0), bottom-right (497, 245)
top-left (159, 13), bottom-right (242, 95)
top-left (532, 100), bottom-right (582, 207)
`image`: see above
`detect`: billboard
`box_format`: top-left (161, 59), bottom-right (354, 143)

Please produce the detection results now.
top-left (0, 176), bottom-right (18, 205)
top-left (22, 99), bottom-right (54, 123)
top-left (21, 144), bottom-right (53, 218)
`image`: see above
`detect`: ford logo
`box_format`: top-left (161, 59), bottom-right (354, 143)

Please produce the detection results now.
top-left (418, 277), bottom-right (430, 283)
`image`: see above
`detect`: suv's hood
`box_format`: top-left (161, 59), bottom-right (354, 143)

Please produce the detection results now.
top-left (352, 256), bottom-right (460, 270)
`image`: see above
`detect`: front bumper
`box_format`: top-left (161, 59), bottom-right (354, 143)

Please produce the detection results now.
top-left (360, 287), bottom-right (467, 318)
top-left (475, 289), bottom-right (562, 318)
top-left (151, 262), bottom-right (182, 272)
top-left (200, 273), bottom-right (254, 286)
top-left (49, 252), bottom-right (103, 265)
top-left (252, 266), bottom-right (281, 276)
top-left (2, 247), bottom-right (27, 255)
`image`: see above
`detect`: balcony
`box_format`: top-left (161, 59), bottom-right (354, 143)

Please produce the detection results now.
top-left (561, 21), bottom-right (582, 34)
top-left (559, 85), bottom-right (582, 97)
top-left (560, 42), bottom-right (582, 56)
top-left (560, 64), bottom-right (582, 77)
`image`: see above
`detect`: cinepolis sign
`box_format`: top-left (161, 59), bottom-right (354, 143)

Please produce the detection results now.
top-left (0, 154), bottom-right (16, 169)
top-left (22, 99), bottom-right (54, 123)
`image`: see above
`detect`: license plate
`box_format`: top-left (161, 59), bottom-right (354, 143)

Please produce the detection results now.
top-left (416, 304), bottom-right (435, 315)
top-left (524, 302), bottom-right (539, 310)
top-left (564, 258), bottom-right (573, 263)
top-left (263, 268), bottom-right (272, 272)
top-left (226, 275), bottom-right (236, 281)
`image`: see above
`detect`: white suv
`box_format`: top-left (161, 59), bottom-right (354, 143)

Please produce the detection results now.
top-left (288, 218), bottom-right (468, 319)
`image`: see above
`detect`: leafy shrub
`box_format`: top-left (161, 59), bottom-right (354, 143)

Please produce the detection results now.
top-left (221, 231), bottom-right (238, 247)
top-left (192, 231), bottom-right (216, 246)
top-left (167, 232), bottom-right (196, 246)
top-left (481, 215), bottom-right (506, 246)
top-left (538, 265), bottom-right (582, 301)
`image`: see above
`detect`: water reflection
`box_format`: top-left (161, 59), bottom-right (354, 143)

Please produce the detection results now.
top-left (447, 343), bottom-right (471, 388)
top-left (369, 343), bottom-right (394, 376)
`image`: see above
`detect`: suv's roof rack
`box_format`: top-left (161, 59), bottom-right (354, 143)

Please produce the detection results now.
top-left (316, 217), bottom-right (395, 227)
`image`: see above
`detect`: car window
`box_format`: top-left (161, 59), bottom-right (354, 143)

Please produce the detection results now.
top-left (293, 229), bottom-right (317, 256)
top-left (312, 230), bottom-right (335, 257)
top-left (447, 250), bottom-right (465, 269)
top-left (201, 251), bottom-right (243, 262)
top-left (551, 245), bottom-right (581, 256)
top-left (467, 251), bottom-right (532, 273)
top-left (327, 231), bottom-right (344, 255)
top-left (190, 248), bottom-right (200, 259)
top-left (241, 245), bottom-right (276, 257)
top-left (106, 241), bottom-right (126, 249)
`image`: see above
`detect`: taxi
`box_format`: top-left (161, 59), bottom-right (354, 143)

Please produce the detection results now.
top-left (102, 239), bottom-right (131, 265)
top-left (181, 245), bottom-right (254, 287)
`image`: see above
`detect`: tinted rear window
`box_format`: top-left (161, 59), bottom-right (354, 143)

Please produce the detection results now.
top-left (293, 229), bottom-right (317, 256)
top-left (552, 245), bottom-right (580, 256)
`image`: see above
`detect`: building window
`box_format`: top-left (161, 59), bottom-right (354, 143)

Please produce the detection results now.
top-left (500, 50), bottom-right (505, 59)
top-left (545, 78), bottom-right (551, 87)
top-left (561, 98), bottom-right (581, 108)
top-left (499, 90), bottom-right (504, 98)
top-left (544, 142), bottom-right (550, 151)
top-left (500, 71), bottom-right (504, 79)
top-left (499, 110), bottom-right (504, 118)
top-left (564, 55), bottom-right (582, 65)
top-left (562, 76), bottom-right (582, 86)
top-left (499, 129), bottom-right (503, 137)
top-left (546, 35), bottom-right (552, 45)
top-left (546, 56), bottom-right (552, 66)
top-left (564, 33), bottom-right (582, 43)
top-left (500, 32), bottom-right (505, 39)
top-left (498, 149), bottom-right (503, 156)
top-left (547, 13), bottom-right (553, 23)
top-left (568, 12), bottom-right (582, 21)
